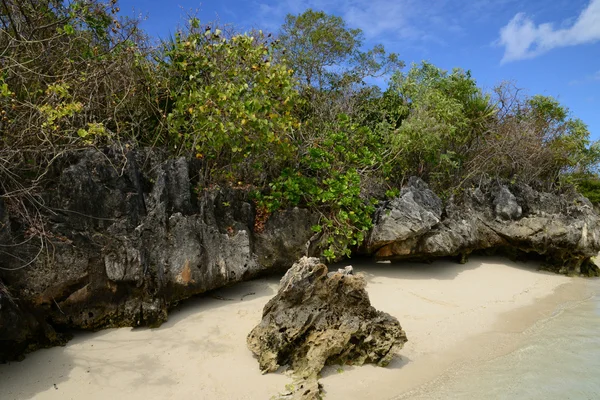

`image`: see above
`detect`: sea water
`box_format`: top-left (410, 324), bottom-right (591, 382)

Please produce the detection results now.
top-left (403, 279), bottom-right (600, 400)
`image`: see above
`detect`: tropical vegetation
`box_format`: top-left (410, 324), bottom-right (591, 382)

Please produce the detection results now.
top-left (2, 0), bottom-right (599, 259)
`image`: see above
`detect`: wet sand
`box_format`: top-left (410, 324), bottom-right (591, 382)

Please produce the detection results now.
top-left (0, 256), bottom-right (592, 400)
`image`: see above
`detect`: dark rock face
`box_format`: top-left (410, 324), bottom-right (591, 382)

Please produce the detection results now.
top-left (0, 148), bottom-right (320, 362)
top-left (369, 178), bottom-right (600, 275)
top-left (247, 257), bottom-right (407, 399)
top-left (0, 280), bottom-right (64, 361)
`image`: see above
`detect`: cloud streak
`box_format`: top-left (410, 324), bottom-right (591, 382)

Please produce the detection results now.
top-left (253, 0), bottom-right (480, 43)
top-left (498, 0), bottom-right (600, 62)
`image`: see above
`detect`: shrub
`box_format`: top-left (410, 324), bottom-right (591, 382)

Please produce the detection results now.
top-left (257, 115), bottom-right (384, 260)
top-left (160, 19), bottom-right (300, 184)
top-left (383, 62), bottom-right (495, 189)
top-left (0, 0), bottom-right (157, 208)
top-left (464, 84), bottom-right (600, 191)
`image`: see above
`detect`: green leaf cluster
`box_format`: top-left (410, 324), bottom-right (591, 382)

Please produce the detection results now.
top-left (162, 25), bottom-right (300, 182)
top-left (382, 62), bottom-right (496, 189)
top-left (257, 116), bottom-right (383, 261)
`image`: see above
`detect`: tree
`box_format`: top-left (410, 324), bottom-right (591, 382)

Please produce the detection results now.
top-left (461, 84), bottom-right (600, 190)
top-left (382, 62), bottom-right (495, 188)
top-left (278, 9), bottom-right (403, 91)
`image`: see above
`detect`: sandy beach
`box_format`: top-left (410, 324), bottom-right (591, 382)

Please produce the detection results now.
top-left (0, 256), bottom-right (593, 400)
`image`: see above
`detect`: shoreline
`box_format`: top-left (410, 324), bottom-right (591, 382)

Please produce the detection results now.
top-left (319, 258), bottom-right (594, 399)
top-left (393, 277), bottom-right (595, 399)
top-left (0, 256), bottom-right (594, 400)
top-left (396, 278), bottom-right (600, 400)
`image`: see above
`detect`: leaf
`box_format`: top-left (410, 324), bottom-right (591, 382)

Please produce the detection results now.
top-left (63, 24), bottom-right (75, 35)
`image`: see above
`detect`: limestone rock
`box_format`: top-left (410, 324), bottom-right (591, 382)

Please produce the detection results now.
top-left (247, 257), bottom-right (407, 399)
top-left (369, 179), bottom-right (600, 275)
top-left (0, 148), bottom-right (321, 361)
top-left (368, 177), bottom-right (442, 252)
top-left (494, 186), bottom-right (522, 220)
top-left (2, 145), bottom-right (599, 362)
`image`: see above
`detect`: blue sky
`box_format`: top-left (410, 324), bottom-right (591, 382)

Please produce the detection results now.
top-left (120, 0), bottom-right (600, 140)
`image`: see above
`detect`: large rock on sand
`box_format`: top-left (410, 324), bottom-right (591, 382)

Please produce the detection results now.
top-left (247, 257), bottom-right (407, 399)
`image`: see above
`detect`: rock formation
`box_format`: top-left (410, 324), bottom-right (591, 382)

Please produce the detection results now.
top-left (0, 148), bottom-right (320, 361)
top-left (1, 148), bottom-right (599, 361)
top-left (368, 177), bottom-right (600, 276)
top-left (247, 257), bottom-right (407, 399)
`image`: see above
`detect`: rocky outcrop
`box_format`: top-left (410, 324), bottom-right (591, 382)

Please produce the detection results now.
top-left (368, 177), bottom-right (443, 256)
top-left (247, 257), bottom-right (407, 399)
top-left (1, 146), bottom-right (599, 362)
top-left (368, 178), bottom-right (600, 275)
top-left (0, 148), bottom-right (320, 361)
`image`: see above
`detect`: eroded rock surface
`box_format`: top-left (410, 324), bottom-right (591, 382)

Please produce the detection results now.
top-left (247, 257), bottom-right (407, 399)
top-left (0, 148), bottom-right (320, 361)
top-left (369, 178), bottom-right (600, 275)
top-left (2, 146), bottom-right (599, 361)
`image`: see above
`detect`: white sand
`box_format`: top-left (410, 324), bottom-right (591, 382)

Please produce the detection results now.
top-left (0, 256), bottom-right (591, 400)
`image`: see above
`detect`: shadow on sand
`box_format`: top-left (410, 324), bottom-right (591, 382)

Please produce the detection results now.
top-left (335, 254), bottom-right (549, 282)
top-left (0, 278), bottom-right (279, 400)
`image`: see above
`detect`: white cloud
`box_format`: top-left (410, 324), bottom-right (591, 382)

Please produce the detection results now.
top-left (498, 0), bottom-right (600, 62)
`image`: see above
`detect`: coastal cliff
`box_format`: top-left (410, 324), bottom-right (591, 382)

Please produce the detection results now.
top-left (1, 148), bottom-right (599, 361)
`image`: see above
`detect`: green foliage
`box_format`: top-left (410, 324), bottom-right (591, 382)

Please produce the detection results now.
top-left (470, 88), bottom-right (600, 190)
top-left (576, 176), bottom-right (600, 204)
top-left (528, 95), bottom-right (599, 175)
top-left (278, 9), bottom-right (361, 88)
top-left (2, 3), bottom-right (599, 262)
top-left (384, 62), bottom-right (495, 189)
top-left (1, 0), bottom-right (156, 147)
top-left (38, 83), bottom-right (84, 131)
top-left (162, 23), bottom-right (300, 182)
top-left (0, 0), bottom-right (158, 222)
top-left (257, 115), bottom-right (383, 260)
top-left (278, 9), bottom-right (403, 135)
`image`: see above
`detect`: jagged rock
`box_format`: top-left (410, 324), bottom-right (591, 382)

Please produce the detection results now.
top-left (370, 178), bottom-right (600, 275)
top-left (370, 177), bottom-right (442, 247)
top-left (367, 176), bottom-right (442, 254)
top-left (0, 148), bottom-right (321, 361)
top-left (2, 145), bottom-right (599, 362)
top-left (494, 186), bottom-right (522, 220)
top-left (247, 257), bottom-right (407, 399)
